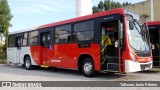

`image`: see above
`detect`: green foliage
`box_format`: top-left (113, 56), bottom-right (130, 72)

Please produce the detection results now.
top-left (0, 43), bottom-right (6, 62)
top-left (0, 0), bottom-right (12, 55)
top-left (92, 6), bottom-right (99, 13)
top-left (0, 0), bottom-right (13, 58)
top-left (92, 0), bottom-right (132, 13)
top-left (142, 14), bottom-right (150, 20)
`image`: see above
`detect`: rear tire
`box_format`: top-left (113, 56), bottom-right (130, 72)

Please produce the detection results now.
top-left (24, 56), bottom-right (33, 70)
top-left (81, 58), bottom-right (95, 77)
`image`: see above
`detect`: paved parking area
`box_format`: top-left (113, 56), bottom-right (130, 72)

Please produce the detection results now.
top-left (0, 64), bottom-right (160, 90)
top-left (0, 64), bottom-right (160, 81)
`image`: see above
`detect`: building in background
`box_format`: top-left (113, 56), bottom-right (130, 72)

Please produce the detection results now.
top-left (124, 0), bottom-right (160, 22)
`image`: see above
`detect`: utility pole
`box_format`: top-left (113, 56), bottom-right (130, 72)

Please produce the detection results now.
top-left (150, 0), bottom-right (154, 21)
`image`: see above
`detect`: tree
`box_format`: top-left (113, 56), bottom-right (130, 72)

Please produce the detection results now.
top-left (116, 2), bottom-right (121, 8)
top-left (92, 6), bottom-right (99, 13)
top-left (142, 14), bottom-right (149, 20)
top-left (122, 2), bottom-right (126, 7)
top-left (92, 0), bottom-right (132, 13)
top-left (98, 1), bottom-right (104, 11)
top-left (104, 0), bottom-right (110, 11)
top-left (0, 0), bottom-right (12, 58)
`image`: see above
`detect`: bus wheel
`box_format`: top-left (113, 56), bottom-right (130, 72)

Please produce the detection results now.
top-left (82, 58), bottom-right (95, 77)
top-left (25, 56), bottom-right (33, 70)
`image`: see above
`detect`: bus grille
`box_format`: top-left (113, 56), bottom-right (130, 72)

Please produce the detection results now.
top-left (136, 53), bottom-right (151, 57)
top-left (140, 63), bottom-right (152, 70)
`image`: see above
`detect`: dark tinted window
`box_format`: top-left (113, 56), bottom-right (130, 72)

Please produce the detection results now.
top-left (55, 24), bottom-right (71, 43)
top-left (28, 31), bottom-right (38, 45)
top-left (73, 20), bottom-right (94, 41)
top-left (8, 35), bottom-right (15, 47)
top-left (22, 32), bottom-right (28, 46)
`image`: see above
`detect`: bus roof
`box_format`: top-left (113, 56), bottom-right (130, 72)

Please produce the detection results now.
top-left (9, 8), bottom-right (125, 35)
top-left (147, 21), bottom-right (160, 26)
top-left (9, 26), bottom-right (39, 35)
top-left (38, 8), bottom-right (125, 29)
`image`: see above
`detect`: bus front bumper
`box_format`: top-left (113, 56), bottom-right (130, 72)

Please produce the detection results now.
top-left (125, 60), bottom-right (152, 72)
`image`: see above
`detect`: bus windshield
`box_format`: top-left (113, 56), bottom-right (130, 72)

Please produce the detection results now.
top-left (127, 16), bottom-right (150, 51)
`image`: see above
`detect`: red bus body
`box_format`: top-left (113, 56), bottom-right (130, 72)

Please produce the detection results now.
top-left (147, 21), bottom-right (160, 67)
top-left (7, 8), bottom-right (152, 76)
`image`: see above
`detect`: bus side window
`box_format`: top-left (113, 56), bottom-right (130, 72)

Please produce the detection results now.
top-left (22, 33), bottom-right (28, 46)
top-left (28, 31), bottom-right (38, 46)
top-left (73, 20), bottom-right (94, 41)
top-left (55, 24), bottom-right (71, 43)
top-left (8, 35), bottom-right (15, 47)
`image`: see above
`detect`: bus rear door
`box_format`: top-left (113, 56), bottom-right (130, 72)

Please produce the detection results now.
top-left (40, 32), bottom-right (51, 66)
top-left (15, 35), bottom-right (23, 63)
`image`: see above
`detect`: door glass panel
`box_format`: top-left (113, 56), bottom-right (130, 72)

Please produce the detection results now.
top-left (100, 20), bottom-right (122, 71)
top-left (16, 37), bottom-right (22, 48)
top-left (40, 32), bottom-right (51, 65)
top-left (149, 28), bottom-right (160, 66)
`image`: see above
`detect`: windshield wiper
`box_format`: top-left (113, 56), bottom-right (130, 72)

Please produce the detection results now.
top-left (133, 20), bottom-right (141, 34)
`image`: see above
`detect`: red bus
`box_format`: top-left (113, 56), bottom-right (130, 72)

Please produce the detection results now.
top-left (147, 21), bottom-right (160, 67)
top-left (7, 8), bottom-right (152, 77)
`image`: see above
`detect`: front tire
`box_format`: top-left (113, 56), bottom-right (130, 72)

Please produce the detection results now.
top-left (24, 56), bottom-right (33, 70)
top-left (81, 58), bottom-right (95, 77)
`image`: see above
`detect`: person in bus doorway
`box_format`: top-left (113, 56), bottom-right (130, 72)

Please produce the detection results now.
top-left (101, 27), bottom-right (112, 47)
top-left (101, 27), bottom-right (112, 60)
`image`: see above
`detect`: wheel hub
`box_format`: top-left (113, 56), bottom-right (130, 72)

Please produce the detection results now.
top-left (25, 59), bottom-right (30, 68)
top-left (84, 62), bottom-right (92, 74)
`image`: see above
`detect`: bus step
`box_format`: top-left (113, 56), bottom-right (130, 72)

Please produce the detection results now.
top-left (101, 70), bottom-right (119, 73)
top-left (107, 63), bottom-right (119, 71)
top-left (41, 65), bottom-right (49, 68)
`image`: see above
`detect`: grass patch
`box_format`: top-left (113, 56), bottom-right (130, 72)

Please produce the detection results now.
top-left (0, 59), bottom-right (6, 64)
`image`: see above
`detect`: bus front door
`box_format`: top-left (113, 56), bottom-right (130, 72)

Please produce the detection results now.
top-left (40, 32), bottom-right (51, 66)
top-left (100, 20), bottom-right (122, 72)
top-left (15, 37), bottom-right (22, 63)
top-left (149, 28), bottom-right (160, 67)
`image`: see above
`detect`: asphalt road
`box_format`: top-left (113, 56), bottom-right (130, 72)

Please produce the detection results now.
top-left (0, 64), bottom-right (160, 90)
top-left (0, 64), bottom-right (160, 81)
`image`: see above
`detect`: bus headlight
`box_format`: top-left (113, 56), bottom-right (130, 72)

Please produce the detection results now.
top-left (129, 52), bottom-right (137, 62)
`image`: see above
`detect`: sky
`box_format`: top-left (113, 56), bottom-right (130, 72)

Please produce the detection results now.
top-left (8, 0), bottom-right (146, 32)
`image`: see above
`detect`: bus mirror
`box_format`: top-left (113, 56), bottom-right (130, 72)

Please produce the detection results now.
top-left (152, 44), bottom-right (155, 50)
top-left (115, 41), bottom-right (118, 48)
top-left (129, 20), bottom-right (134, 30)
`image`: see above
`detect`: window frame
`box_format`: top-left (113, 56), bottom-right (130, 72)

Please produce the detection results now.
top-left (54, 24), bottom-right (72, 44)
top-left (28, 30), bottom-right (39, 46)
top-left (73, 19), bottom-right (95, 42)
top-left (8, 34), bottom-right (15, 47)
top-left (38, 27), bottom-right (54, 46)
top-left (22, 32), bottom-right (28, 46)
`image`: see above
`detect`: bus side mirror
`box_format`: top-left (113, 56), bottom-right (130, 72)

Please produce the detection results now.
top-left (115, 41), bottom-right (118, 48)
top-left (152, 44), bottom-right (155, 50)
top-left (129, 20), bottom-right (134, 30)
